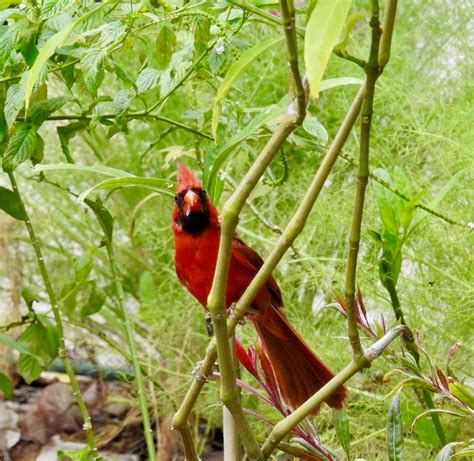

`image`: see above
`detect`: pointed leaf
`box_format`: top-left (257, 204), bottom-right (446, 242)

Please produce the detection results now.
top-left (0, 371), bottom-right (13, 398)
top-left (2, 123), bottom-right (37, 171)
top-left (155, 23), bottom-right (176, 69)
top-left (333, 409), bottom-right (351, 459)
top-left (304, 0), bottom-right (352, 97)
top-left (387, 389), bottom-right (404, 461)
top-left (0, 186), bottom-right (26, 220)
top-left (212, 36), bottom-right (283, 138)
top-left (436, 442), bottom-right (462, 461)
top-left (29, 96), bottom-right (71, 126)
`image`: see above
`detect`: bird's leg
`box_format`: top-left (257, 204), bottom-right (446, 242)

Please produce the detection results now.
top-left (228, 302), bottom-right (248, 325)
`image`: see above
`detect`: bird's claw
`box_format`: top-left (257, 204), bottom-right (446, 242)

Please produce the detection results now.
top-left (229, 303), bottom-right (246, 325)
top-left (192, 360), bottom-right (217, 382)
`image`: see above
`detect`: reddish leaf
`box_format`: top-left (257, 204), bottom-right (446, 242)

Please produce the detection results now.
top-left (436, 367), bottom-right (449, 390)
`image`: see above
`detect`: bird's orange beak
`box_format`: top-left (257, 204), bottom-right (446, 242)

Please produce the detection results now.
top-left (183, 190), bottom-right (199, 216)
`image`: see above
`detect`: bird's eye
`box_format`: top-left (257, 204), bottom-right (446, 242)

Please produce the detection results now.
top-left (201, 189), bottom-right (207, 196)
top-left (175, 193), bottom-right (182, 202)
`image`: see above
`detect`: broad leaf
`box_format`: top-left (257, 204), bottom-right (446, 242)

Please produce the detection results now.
top-left (193, 16), bottom-right (210, 52)
top-left (136, 67), bottom-right (161, 94)
top-left (303, 115), bottom-right (329, 145)
top-left (0, 186), bottom-right (26, 220)
top-left (80, 282), bottom-right (106, 317)
top-left (2, 123), bottom-right (37, 172)
top-left (304, 0), bottom-right (352, 97)
top-left (435, 442), bottom-right (462, 461)
top-left (84, 198), bottom-right (114, 240)
top-left (24, 2), bottom-right (107, 111)
top-left (29, 96), bottom-right (71, 126)
top-left (4, 80), bottom-right (25, 128)
top-left (212, 36), bottom-right (284, 138)
top-left (155, 23), bottom-right (176, 69)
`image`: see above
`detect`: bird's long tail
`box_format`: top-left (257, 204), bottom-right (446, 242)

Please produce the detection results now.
top-left (251, 306), bottom-right (347, 412)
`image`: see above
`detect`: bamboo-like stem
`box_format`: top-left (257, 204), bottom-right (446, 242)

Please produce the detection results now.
top-left (344, 0), bottom-right (383, 359)
top-left (175, 2), bottom-right (307, 457)
top-left (181, 422), bottom-right (200, 461)
top-left (102, 238), bottom-right (157, 461)
top-left (223, 335), bottom-right (241, 461)
top-left (7, 172), bottom-right (102, 461)
top-left (261, 326), bottom-right (406, 458)
top-left (172, 81), bottom-right (365, 449)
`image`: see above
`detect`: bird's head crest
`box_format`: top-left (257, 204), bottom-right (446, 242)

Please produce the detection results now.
top-left (176, 163), bottom-right (201, 193)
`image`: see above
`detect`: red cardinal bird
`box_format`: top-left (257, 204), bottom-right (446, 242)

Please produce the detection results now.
top-left (172, 164), bottom-right (347, 411)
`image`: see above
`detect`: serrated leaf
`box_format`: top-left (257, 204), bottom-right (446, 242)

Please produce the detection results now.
top-left (97, 20), bottom-right (126, 47)
top-left (81, 47), bottom-right (107, 95)
top-left (4, 81), bottom-right (25, 128)
top-left (40, 0), bottom-right (71, 20)
top-left (30, 96), bottom-right (71, 126)
top-left (302, 115), bottom-right (329, 145)
top-left (0, 371), bottom-right (13, 398)
top-left (24, 3), bottom-right (107, 111)
top-left (2, 123), bottom-right (37, 172)
top-left (304, 0), bottom-right (352, 97)
top-left (0, 185), bottom-right (26, 220)
top-left (136, 67), bottom-right (161, 94)
top-left (333, 409), bottom-right (351, 459)
top-left (387, 389), bottom-right (404, 461)
top-left (212, 35), bottom-right (283, 138)
top-left (155, 23), bottom-right (176, 69)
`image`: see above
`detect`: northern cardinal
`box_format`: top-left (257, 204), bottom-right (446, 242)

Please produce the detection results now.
top-left (172, 164), bottom-right (347, 411)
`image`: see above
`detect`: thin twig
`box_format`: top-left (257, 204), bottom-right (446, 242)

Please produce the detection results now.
top-left (7, 172), bottom-right (102, 461)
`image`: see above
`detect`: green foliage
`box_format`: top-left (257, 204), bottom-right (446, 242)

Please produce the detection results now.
top-left (387, 390), bottom-right (404, 461)
top-left (304, 0), bottom-right (352, 97)
top-left (0, 0), bottom-right (472, 459)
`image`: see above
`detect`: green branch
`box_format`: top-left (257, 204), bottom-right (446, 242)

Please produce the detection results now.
top-left (344, 0), bottom-right (383, 359)
top-left (8, 172), bottom-right (102, 461)
top-left (261, 326), bottom-right (406, 457)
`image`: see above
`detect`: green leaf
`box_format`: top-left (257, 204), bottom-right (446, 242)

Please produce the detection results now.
top-left (80, 282), bottom-right (106, 317)
top-left (2, 123), bottom-right (37, 172)
top-left (22, 286), bottom-right (40, 308)
top-left (74, 251), bottom-right (93, 283)
top-left (138, 271), bottom-right (157, 305)
top-left (387, 389), bottom-right (404, 461)
top-left (319, 77), bottom-right (364, 92)
top-left (302, 114), bottom-right (329, 145)
top-left (333, 409), bottom-right (351, 459)
top-left (335, 11), bottom-right (365, 51)
top-left (97, 20), bottom-right (126, 47)
top-left (136, 67), bottom-right (161, 94)
top-left (0, 332), bottom-right (45, 362)
top-left (18, 353), bottom-right (43, 384)
top-left (78, 176), bottom-right (174, 202)
top-left (24, 2), bottom-right (107, 111)
top-left (84, 198), bottom-right (114, 240)
top-left (155, 23), bottom-right (176, 69)
top-left (37, 315), bottom-right (59, 358)
top-left (304, 0), bottom-right (352, 97)
top-left (193, 15), bottom-right (210, 52)
top-left (29, 96), bottom-right (71, 126)
top-left (34, 162), bottom-right (134, 178)
top-left (205, 104), bottom-right (285, 198)
top-left (81, 47), bottom-right (107, 95)
top-left (212, 36), bottom-right (284, 138)
top-left (0, 371), bottom-right (13, 398)
top-left (40, 0), bottom-right (71, 20)
top-left (0, 185), bottom-right (26, 220)
top-left (449, 382), bottom-right (474, 409)
top-left (4, 80), bottom-right (25, 128)
top-left (32, 132), bottom-right (44, 165)
top-left (57, 121), bottom-right (89, 163)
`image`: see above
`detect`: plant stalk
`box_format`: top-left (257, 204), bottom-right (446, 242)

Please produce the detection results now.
top-left (344, 0), bottom-right (383, 359)
top-left (261, 326), bottom-right (406, 458)
top-left (103, 236), bottom-right (157, 461)
top-left (8, 172), bottom-right (102, 461)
